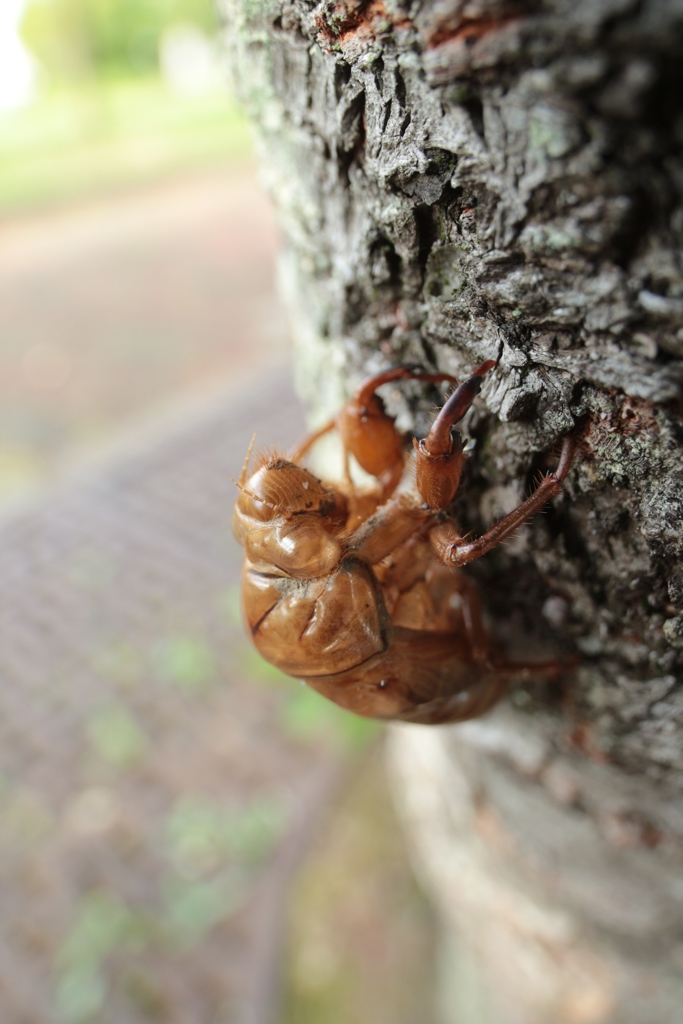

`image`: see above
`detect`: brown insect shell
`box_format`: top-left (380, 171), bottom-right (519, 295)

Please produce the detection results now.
top-left (413, 435), bottom-right (466, 510)
top-left (234, 458), bottom-right (345, 523)
top-left (234, 459), bottom-right (393, 679)
top-left (337, 393), bottom-right (404, 480)
top-left (233, 461), bottom-right (347, 578)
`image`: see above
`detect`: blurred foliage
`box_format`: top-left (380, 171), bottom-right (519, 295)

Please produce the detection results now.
top-left (0, 77), bottom-right (251, 214)
top-left (161, 795), bottom-right (288, 947)
top-left (87, 704), bottom-right (147, 768)
top-left (57, 891), bottom-right (152, 1022)
top-left (21, 0), bottom-right (217, 83)
top-left (281, 685), bottom-right (381, 752)
top-left (155, 634), bottom-right (216, 689)
top-left (161, 874), bottom-right (243, 948)
top-left (55, 793), bottom-right (289, 1017)
top-left (165, 795), bottom-right (287, 876)
top-left (283, 745), bottom-right (438, 1024)
top-left (239, 645), bottom-right (382, 753)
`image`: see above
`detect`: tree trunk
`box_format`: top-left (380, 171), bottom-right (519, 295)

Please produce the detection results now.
top-left (222, 0), bottom-right (683, 1019)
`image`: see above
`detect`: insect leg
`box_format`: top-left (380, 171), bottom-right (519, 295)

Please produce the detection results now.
top-left (430, 436), bottom-right (575, 568)
top-left (414, 360), bottom-right (497, 510)
top-left (352, 365), bottom-right (460, 407)
top-left (345, 493), bottom-right (430, 565)
top-left (289, 417), bottom-right (336, 462)
top-left (419, 360), bottom-right (496, 460)
top-left (449, 571), bottom-right (494, 665)
top-left (338, 366), bottom-right (461, 500)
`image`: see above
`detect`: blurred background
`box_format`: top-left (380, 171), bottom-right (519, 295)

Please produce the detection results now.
top-left (0, 2), bottom-right (439, 1022)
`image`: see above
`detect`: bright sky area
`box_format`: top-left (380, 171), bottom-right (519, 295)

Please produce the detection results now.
top-left (0, 0), bottom-right (36, 111)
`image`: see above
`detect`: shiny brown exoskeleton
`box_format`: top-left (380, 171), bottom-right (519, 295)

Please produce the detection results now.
top-left (233, 362), bottom-right (575, 724)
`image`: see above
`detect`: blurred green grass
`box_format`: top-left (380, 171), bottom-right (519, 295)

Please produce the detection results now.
top-left (283, 744), bottom-right (438, 1024)
top-left (0, 75), bottom-right (252, 216)
top-left (239, 643), bottom-right (381, 754)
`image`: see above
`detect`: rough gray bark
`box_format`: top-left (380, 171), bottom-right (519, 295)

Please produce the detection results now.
top-left (222, 1), bottom-right (683, 1019)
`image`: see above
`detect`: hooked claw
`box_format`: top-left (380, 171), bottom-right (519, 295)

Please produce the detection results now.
top-left (414, 360), bottom-right (497, 509)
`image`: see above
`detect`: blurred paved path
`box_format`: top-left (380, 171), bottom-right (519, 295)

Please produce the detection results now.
top-left (0, 169), bottom-right (343, 1022)
top-left (0, 167), bottom-right (289, 497)
top-left (0, 365), bottom-right (351, 1024)
top-left (0, 168), bottom-right (437, 1024)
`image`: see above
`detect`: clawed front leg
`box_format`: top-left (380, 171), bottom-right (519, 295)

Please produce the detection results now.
top-left (429, 436), bottom-right (575, 568)
top-left (292, 365), bottom-right (461, 499)
top-left (414, 360), bottom-right (497, 509)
